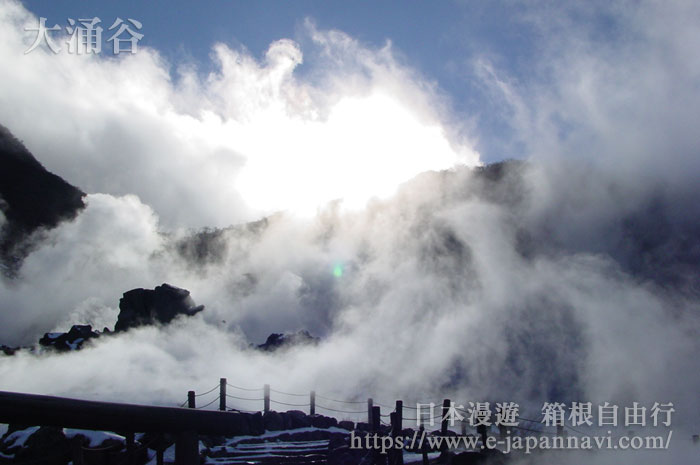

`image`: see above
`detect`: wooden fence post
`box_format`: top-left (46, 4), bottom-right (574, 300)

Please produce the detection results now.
top-left (156, 433), bottom-right (165, 465)
top-left (372, 406), bottom-right (381, 432)
top-left (70, 436), bottom-right (84, 465)
top-left (439, 399), bottom-right (450, 461)
top-left (441, 399), bottom-right (450, 435)
top-left (477, 424), bottom-right (488, 449)
top-left (395, 400), bottom-right (403, 434)
top-left (392, 401), bottom-right (404, 465)
top-left (264, 384), bottom-right (270, 413)
top-left (371, 406), bottom-right (382, 465)
top-left (175, 430), bottom-right (198, 465)
top-left (310, 391), bottom-right (316, 415)
top-left (367, 398), bottom-right (374, 424)
top-left (187, 391), bottom-right (195, 409)
top-left (126, 432), bottom-right (135, 465)
top-left (219, 378), bottom-right (226, 411)
top-left (420, 426), bottom-right (429, 465)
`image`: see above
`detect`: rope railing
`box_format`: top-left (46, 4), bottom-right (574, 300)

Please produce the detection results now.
top-left (196, 396), bottom-right (221, 410)
top-left (402, 414), bottom-right (444, 422)
top-left (226, 382), bottom-right (264, 392)
top-left (194, 384), bottom-right (219, 397)
top-left (401, 402), bottom-right (445, 410)
top-left (314, 393), bottom-right (366, 404)
top-left (270, 388), bottom-right (307, 397)
top-left (226, 394), bottom-right (265, 402)
top-left (373, 402), bottom-right (396, 410)
top-left (270, 399), bottom-right (311, 408)
top-left (315, 404), bottom-right (366, 414)
top-left (179, 378), bottom-right (591, 441)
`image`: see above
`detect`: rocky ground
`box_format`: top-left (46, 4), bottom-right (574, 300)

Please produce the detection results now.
top-left (0, 409), bottom-right (516, 465)
top-left (0, 282), bottom-right (319, 356)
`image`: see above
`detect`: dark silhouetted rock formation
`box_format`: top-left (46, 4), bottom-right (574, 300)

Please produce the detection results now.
top-left (1, 284), bottom-right (205, 355)
top-left (38, 325), bottom-right (102, 352)
top-left (0, 345), bottom-right (16, 356)
top-left (0, 124), bottom-right (85, 271)
top-left (114, 283), bottom-right (205, 332)
top-left (256, 330), bottom-right (319, 352)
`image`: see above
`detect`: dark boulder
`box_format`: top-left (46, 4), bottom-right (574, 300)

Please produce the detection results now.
top-left (227, 413), bottom-right (251, 436)
top-left (286, 410), bottom-right (311, 429)
top-left (0, 344), bottom-right (17, 356)
top-left (39, 324), bottom-right (100, 351)
top-left (328, 433), bottom-right (348, 450)
top-left (13, 427), bottom-right (71, 465)
top-left (114, 283), bottom-right (204, 332)
top-left (356, 422), bottom-right (371, 432)
top-left (338, 420), bottom-right (355, 431)
top-left (247, 412), bottom-right (265, 436)
top-left (279, 411), bottom-right (293, 430)
top-left (255, 330), bottom-right (319, 352)
top-left (137, 432), bottom-right (174, 452)
top-left (263, 411), bottom-right (285, 431)
top-left (310, 414), bottom-right (337, 429)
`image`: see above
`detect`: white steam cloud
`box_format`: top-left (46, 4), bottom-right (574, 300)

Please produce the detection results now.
top-left (0, 3), bottom-right (478, 227)
top-left (0, 1), bottom-right (699, 462)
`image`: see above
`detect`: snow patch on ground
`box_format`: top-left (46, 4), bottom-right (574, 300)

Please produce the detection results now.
top-left (4, 426), bottom-right (40, 448)
top-left (66, 338), bottom-right (84, 350)
top-left (405, 451), bottom-right (441, 463)
top-left (225, 426), bottom-right (349, 446)
top-left (63, 428), bottom-right (124, 447)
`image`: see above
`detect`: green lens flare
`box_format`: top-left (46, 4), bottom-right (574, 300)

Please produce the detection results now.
top-left (333, 264), bottom-right (343, 277)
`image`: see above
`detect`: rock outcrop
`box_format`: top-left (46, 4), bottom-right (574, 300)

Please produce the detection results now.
top-left (0, 124), bottom-right (85, 271)
top-left (38, 324), bottom-right (103, 352)
top-left (0, 344), bottom-right (16, 356)
top-left (114, 283), bottom-right (204, 332)
top-left (0, 284), bottom-right (205, 356)
top-left (256, 330), bottom-right (319, 352)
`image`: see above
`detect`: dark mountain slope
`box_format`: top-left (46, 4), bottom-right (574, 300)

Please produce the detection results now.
top-left (0, 124), bottom-right (85, 269)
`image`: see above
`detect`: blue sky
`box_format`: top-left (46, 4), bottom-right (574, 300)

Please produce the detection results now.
top-left (20, 0), bottom-right (550, 162)
top-left (7, 0), bottom-right (696, 227)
